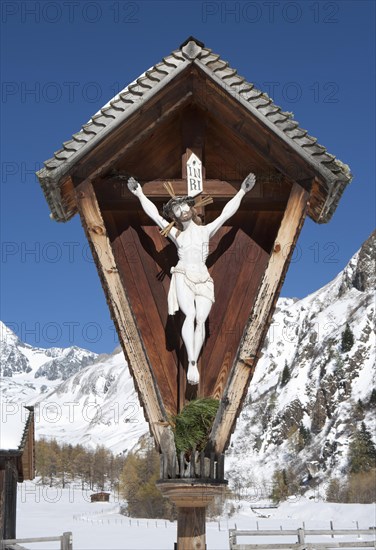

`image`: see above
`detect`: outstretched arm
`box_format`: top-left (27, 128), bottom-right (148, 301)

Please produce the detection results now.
top-left (127, 178), bottom-right (178, 244)
top-left (206, 173), bottom-right (256, 238)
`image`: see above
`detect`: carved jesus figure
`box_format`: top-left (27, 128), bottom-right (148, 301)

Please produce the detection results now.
top-left (128, 173), bottom-right (256, 385)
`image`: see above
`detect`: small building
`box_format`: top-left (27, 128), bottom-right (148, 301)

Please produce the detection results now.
top-left (90, 492), bottom-right (110, 503)
top-left (0, 404), bottom-right (35, 540)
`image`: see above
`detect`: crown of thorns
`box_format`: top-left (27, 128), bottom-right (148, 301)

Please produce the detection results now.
top-left (162, 195), bottom-right (195, 219)
top-left (159, 181), bottom-right (213, 237)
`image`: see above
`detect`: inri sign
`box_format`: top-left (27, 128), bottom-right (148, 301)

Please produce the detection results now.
top-left (186, 152), bottom-right (203, 197)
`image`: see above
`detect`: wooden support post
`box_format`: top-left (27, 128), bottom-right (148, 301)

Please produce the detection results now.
top-left (157, 481), bottom-right (226, 550)
top-left (177, 507), bottom-right (206, 550)
top-left (3, 460), bottom-right (18, 539)
top-left (228, 529), bottom-right (236, 549)
top-left (297, 527), bottom-right (306, 546)
top-left (61, 532), bottom-right (73, 550)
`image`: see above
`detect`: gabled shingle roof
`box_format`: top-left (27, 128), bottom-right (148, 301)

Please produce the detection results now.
top-left (37, 37), bottom-right (352, 223)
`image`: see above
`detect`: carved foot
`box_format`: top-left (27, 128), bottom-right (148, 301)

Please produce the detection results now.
top-left (187, 361), bottom-right (199, 385)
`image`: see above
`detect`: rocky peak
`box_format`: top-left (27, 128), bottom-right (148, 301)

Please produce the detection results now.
top-left (339, 230), bottom-right (375, 295)
top-left (353, 230), bottom-right (376, 292)
top-left (0, 322), bottom-right (98, 380)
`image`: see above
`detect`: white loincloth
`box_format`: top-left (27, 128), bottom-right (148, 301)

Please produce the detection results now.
top-left (168, 266), bottom-right (215, 315)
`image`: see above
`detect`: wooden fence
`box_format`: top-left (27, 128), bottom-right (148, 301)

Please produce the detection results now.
top-left (229, 527), bottom-right (376, 549)
top-left (1, 531), bottom-right (72, 550)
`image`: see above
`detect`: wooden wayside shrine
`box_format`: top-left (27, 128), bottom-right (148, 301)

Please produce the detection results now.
top-left (37, 37), bottom-right (351, 549)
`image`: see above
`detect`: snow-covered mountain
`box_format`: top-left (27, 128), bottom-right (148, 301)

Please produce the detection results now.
top-left (0, 323), bottom-right (147, 453)
top-left (0, 322), bottom-right (98, 403)
top-left (226, 230), bottom-right (375, 486)
top-left (31, 348), bottom-right (147, 453)
top-left (1, 231), bottom-right (374, 481)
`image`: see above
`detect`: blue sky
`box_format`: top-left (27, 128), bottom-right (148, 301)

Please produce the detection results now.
top-left (1, 0), bottom-right (375, 353)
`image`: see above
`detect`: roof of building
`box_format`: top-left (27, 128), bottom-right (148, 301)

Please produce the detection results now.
top-left (37, 37), bottom-right (352, 224)
top-left (0, 404), bottom-right (33, 453)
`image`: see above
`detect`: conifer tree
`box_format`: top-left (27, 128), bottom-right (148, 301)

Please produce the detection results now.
top-left (341, 322), bottom-right (354, 353)
top-left (271, 469), bottom-right (288, 502)
top-left (349, 422), bottom-right (376, 473)
top-left (369, 388), bottom-right (376, 408)
top-left (281, 361), bottom-right (291, 386)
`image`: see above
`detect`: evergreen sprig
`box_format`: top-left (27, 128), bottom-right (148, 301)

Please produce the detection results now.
top-left (171, 398), bottom-right (220, 454)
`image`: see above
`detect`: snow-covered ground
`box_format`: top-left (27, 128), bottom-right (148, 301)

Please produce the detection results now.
top-left (14, 481), bottom-right (376, 550)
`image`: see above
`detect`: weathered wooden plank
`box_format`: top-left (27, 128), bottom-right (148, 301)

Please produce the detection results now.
top-left (120, 223), bottom-right (178, 414)
top-left (204, 233), bottom-right (247, 391)
top-left (200, 226), bottom-right (242, 392)
top-left (3, 460), bottom-right (18, 539)
top-left (177, 507), bottom-right (206, 550)
top-left (107, 210), bottom-right (183, 414)
top-left (146, 227), bottom-right (186, 411)
top-left (20, 409), bottom-right (34, 481)
top-left (2, 533), bottom-right (73, 548)
top-left (306, 531), bottom-right (375, 536)
top-left (204, 232), bottom-right (269, 398)
top-left (231, 545), bottom-right (302, 549)
top-left (97, 178), bottom-right (262, 199)
top-left (106, 215), bottom-right (175, 412)
top-left (74, 180), bottom-right (168, 447)
top-left (229, 527), bottom-right (376, 550)
top-left (181, 106), bottom-right (206, 179)
top-left (204, 218), bottom-right (270, 391)
top-left (209, 182), bottom-right (309, 453)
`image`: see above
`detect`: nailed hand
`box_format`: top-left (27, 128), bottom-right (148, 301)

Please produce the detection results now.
top-left (127, 177), bottom-right (141, 195)
top-left (241, 173), bottom-right (256, 193)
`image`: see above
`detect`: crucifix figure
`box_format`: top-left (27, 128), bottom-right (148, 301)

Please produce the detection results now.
top-left (128, 173), bottom-right (256, 385)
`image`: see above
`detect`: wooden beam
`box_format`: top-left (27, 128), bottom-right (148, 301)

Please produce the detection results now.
top-left (74, 179), bottom-right (170, 449)
top-left (3, 459), bottom-right (18, 539)
top-left (94, 178), bottom-right (289, 214)
top-left (158, 481), bottom-right (226, 550)
top-left (177, 507), bottom-right (205, 550)
top-left (143, 179), bottom-right (248, 197)
top-left (94, 176), bottom-right (291, 202)
top-left (181, 107), bottom-right (206, 178)
top-left (208, 182), bottom-right (309, 453)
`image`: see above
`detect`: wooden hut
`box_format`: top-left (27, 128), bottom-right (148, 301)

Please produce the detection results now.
top-left (36, 37), bottom-right (351, 548)
top-left (0, 405), bottom-right (35, 540)
top-left (90, 492), bottom-right (110, 503)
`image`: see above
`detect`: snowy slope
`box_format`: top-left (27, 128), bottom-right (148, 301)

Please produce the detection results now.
top-left (226, 230), bottom-right (375, 485)
top-left (30, 348), bottom-right (148, 453)
top-left (15, 481), bottom-right (376, 550)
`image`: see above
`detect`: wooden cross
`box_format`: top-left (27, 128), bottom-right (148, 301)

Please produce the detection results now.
top-left (133, 109), bottom-right (262, 219)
